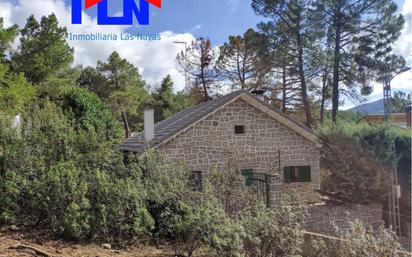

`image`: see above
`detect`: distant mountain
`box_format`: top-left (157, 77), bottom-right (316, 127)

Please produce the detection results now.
top-left (349, 99), bottom-right (384, 114)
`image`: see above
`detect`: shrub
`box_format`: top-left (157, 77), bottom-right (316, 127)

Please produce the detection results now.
top-left (139, 150), bottom-right (244, 257)
top-left (318, 122), bottom-right (410, 204)
top-left (208, 216), bottom-right (245, 257)
top-left (36, 161), bottom-right (90, 239)
top-left (86, 168), bottom-right (153, 246)
top-left (309, 221), bottom-right (409, 257)
top-left (0, 98), bottom-right (152, 246)
top-left (60, 86), bottom-right (123, 143)
top-left (242, 198), bottom-right (305, 257)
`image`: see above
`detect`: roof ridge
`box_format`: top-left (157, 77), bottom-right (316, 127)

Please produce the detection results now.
top-left (120, 90), bottom-right (318, 152)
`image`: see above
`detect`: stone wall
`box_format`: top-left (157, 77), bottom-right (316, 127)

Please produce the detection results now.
top-left (158, 98), bottom-right (320, 203)
top-left (304, 203), bottom-right (384, 234)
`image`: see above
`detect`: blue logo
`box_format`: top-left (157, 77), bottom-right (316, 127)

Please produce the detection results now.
top-left (72, 0), bottom-right (161, 25)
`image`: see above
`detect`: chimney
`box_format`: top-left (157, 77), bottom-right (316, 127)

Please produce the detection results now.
top-left (144, 108), bottom-right (155, 141)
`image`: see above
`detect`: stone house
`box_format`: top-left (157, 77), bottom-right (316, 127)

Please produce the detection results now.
top-left (120, 90), bottom-right (322, 204)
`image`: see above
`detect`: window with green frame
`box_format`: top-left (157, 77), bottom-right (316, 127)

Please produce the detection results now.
top-left (241, 169), bottom-right (254, 186)
top-left (283, 166), bottom-right (311, 183)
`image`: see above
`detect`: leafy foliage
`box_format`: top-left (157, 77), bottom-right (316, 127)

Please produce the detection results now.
top-left (242, 199), bottom-right (305, 257)
top-left (309, 221), bottom-right (409, 257)
top-left (77, 51), bottom-right (152, 137)
top-left (391, 90), bottom-right (411, 113)
top-left (0, 18), bottom-right (18, 61)
top-left (11, 14), bottom-right (74, 84)
top-left (60, 86), bottom-right (123, 143)
top-left (217, 29), bottom-right (269, 90)
top-left (0, 63), bottom-right (35, 115)
top-left (153, 75), bottom-right (194, 122)
top-left (138, 151), bottom-right (238, 257)
top-left (0, 98), bottom-right (151, 246)
top-left (319, 121), bottom-right (410, 205)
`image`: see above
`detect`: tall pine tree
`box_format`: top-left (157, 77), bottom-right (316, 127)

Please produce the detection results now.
top-left (11, 14), bottom-right (74, 85)
top-left (314, 0), bottom-right (404, 122)
top-left (252, 0), bottom-right (318, 127)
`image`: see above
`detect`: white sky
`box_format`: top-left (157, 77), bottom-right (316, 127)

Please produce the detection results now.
top-left (0, 0), bottom-right (411, 107)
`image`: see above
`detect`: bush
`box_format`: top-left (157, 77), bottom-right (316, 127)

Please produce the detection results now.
top-left (318, 122), bottom-right (410, 204)
top-left (60, 86), bottom-right (123, 144)
top-left (36, 161), bottom-right (90, 239)
top-left (0, 98), bottom-right (152, 246)
top-left (309, 221), bottom-right (409, 257)
top-left (87, 169), bottom-right (154, 246)
top-left (139, 151), bottom-right (244, 257)
top-left (242, 198), bottom-right (305, 257)
top-left (208, 215), bottom-right (245, 257)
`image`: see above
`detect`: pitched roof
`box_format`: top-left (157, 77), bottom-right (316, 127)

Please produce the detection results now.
top-left (120, 90), bottom-right (320, 152)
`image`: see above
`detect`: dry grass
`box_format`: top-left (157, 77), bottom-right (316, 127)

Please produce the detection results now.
top-left (0, 228), bottom-right (177, 257)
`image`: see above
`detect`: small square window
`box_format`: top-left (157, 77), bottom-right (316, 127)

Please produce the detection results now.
top-left (235, 125), bottom-right (245, 134)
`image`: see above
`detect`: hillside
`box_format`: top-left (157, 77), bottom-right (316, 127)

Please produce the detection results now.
top-left (349, 99), bottom-right (384, 114)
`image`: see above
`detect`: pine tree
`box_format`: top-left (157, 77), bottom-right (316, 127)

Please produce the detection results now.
top-left (154, 75), bottom-right (175, 122)
top-left (153, 75), bottom-right (194, 122)
top-left (217, 29), bottom-right (270, 90)
top-left (314, 0), bottom-right (405, 123)
top-left (77, 52), bottom-right (151, 138)
top-left (252, 0), bottom-right (316, 127)
top-left (11, 14), bottom-right (74, 84)
top-left (0, 18), bottom-right (18, 62)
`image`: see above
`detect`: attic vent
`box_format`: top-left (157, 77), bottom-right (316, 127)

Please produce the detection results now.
top-left (234, 125), bottom-right (245, 134)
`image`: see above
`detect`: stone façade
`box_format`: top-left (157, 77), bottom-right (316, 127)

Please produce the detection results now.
top-left (157, 98), bottom-right (321, 203)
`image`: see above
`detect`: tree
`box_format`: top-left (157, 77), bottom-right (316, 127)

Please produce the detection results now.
top-left (98, 52), bottom-right (151, 137)
top-left (96, 51), bottom-right (143, 95)
top-left (153, 75), bottom-right (193, 122)
top-left (0, 63), bottom-right (35, 115)
top-left (11, 14), bottom-right (74, 84)
top-left (0, 18), bottom-right (18, 62)
top-left (258, 21), bottom-right (303, 114)
top-left (252, 0), bottom-right (316, 127)
top-left (391, 90), bottom-right (411, 113)
top-left (78, 52), bottom-right (151, 138)
top-left (177, 37), bottom-right (218, 102)
top-left (40, 66), bottom-right (83, 96)
top-left (76, 66), bottom-right (107, 98)
top-left (217, 29), bottom-right (270, 90)
top-left (154, 75), bottom-right (175, 121)
top-left (314, 0), bottom-right (405, 123)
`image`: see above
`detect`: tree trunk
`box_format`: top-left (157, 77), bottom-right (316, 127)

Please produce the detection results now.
top-left (121, 110), bottom-right (130, 138)
top-left (200, 65), bottom-right (209, 102)
top-left (320, 67), bottom-right (328, 125)
top-left (332, 13), bottom-right (342, 124)
top-left (296, 26), bottom-right (312, 128)
top-left (282, 65), bottom-right (287, 113)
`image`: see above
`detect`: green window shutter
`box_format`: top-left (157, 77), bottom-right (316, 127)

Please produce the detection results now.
top-left (298, 166), bottom-right (311, 182)
top-left (284, 167), bottom-right (292, 183)
top-left (241, 169), bottom-right (254, 186)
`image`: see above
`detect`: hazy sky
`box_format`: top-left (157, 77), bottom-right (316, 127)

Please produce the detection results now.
top-left (0, 0), bottom-right (411, 108)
